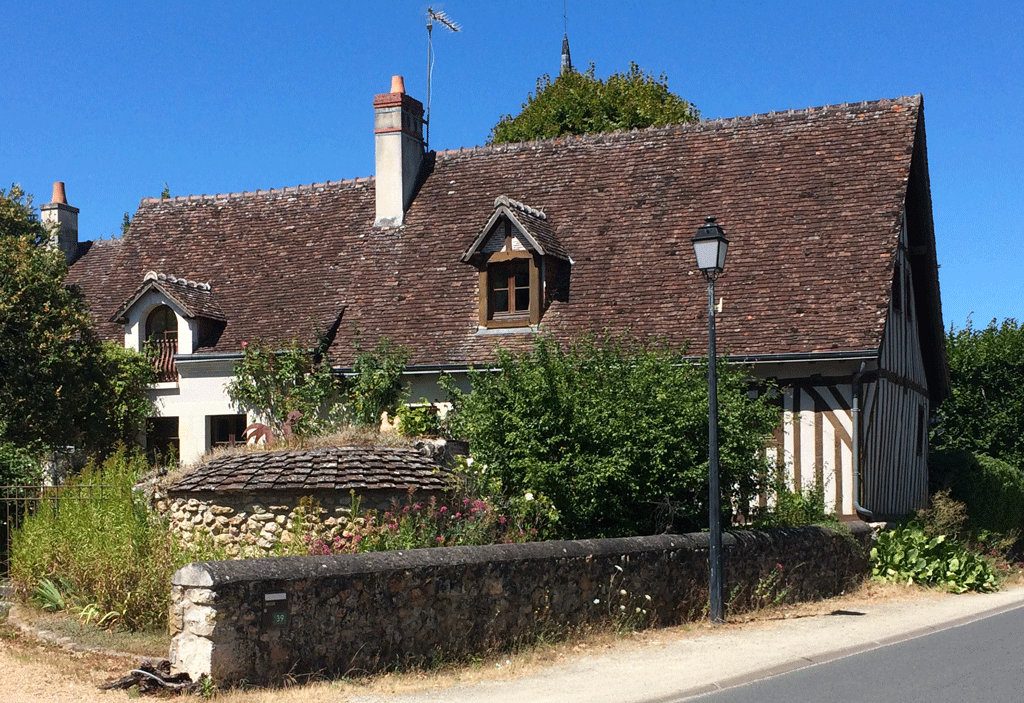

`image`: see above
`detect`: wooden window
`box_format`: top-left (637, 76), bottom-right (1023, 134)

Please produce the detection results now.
top-left (146, 416), bottom-right (179, 462)
top-left (210, 414), bottom-right (247, 449)
top-left (489, 259), bottom-right (531, 317)
top-left (146, 305), bottom-right (179, 381)
top-left (146, 305), bottom-right (178, 341)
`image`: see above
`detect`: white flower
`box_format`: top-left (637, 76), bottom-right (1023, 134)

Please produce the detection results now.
top-left (644, 594), bottom-right (652, 601)
top-left (525, 492), bottom-right (534, 501)
top-left (619, 605), bottom-right (626, 611)
top-left (465, 457), bottom-right (474, 467)
top-left (619, 589), bottom-right (627, 596)
top-left (593, 598), bottom-right (600, 604)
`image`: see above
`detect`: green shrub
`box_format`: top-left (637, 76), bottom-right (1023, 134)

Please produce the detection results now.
top-left (929, 449), bottom-right (1024, 535)
top-left (297, 457), bottom-right (559, 555)
top-left (9, 447), bottom-right (218, 631)
top-left (870, 521), bottom-right (998, 593)
top-left (754, 470), bottom-right (833, 528)
top-left (396, 400), bottom-right (442, 437)
top-left (446, 333), bottom-right (779, 539)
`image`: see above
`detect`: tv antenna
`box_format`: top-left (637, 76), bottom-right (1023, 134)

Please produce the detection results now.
top-left (426, 6), bottom-right (461, 149)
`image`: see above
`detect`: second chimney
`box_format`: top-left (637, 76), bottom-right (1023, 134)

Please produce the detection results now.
top-left (40, 181), bottom-right (80, 265)
top-left (373, 75), bottom-right (425, 228)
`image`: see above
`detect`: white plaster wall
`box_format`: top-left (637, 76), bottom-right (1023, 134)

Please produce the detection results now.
top-left (149, 356), bottom-right (241, 466)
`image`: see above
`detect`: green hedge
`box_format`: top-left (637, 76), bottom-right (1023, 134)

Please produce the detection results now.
top-left (929, 448), bottom-right (1024, 535)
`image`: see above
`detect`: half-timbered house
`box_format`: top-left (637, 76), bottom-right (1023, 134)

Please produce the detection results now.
top-left (60, 76), bottom-right (948, 520)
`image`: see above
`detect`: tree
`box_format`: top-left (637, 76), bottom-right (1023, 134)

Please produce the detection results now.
top-left (489, 63), bottom-right (699, 144)
top-left (933, 318), bottom-right (1024, 470)
top-left (226, 336), bottom-right (410, 434)
top-left (0, 192), bottom-right (155, 458)
top-left (0, 184), bottom-right (48, 245)
top-left (446, 334), bottom-right (778, 539)
top-left (226, 339), bottom-right (342, 437)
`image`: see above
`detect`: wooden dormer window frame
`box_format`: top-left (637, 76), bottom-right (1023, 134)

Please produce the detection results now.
top-left (478, 221), bottom-right (542, 328)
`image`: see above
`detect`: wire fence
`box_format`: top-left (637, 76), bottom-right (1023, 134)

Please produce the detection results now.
top-left (0, 484), bottom-right (110, 577)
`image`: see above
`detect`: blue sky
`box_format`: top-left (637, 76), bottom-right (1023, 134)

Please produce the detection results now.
top-left (3, 1), bottom-right (1021, 330)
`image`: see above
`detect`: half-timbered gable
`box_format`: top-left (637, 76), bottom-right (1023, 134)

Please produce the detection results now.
top-left (65, 77), bottom-right (948, 520)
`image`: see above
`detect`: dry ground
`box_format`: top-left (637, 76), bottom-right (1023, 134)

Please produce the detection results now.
top-left (0, 579), bottom-right (971, 702)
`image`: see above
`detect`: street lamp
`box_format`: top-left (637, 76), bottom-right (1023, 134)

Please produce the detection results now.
top-left (692, 216), bottom-right (729, 624)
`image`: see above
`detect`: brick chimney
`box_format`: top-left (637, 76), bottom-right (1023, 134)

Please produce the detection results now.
top-left (39, 181), bottom-right (80, 264)
top-left (374, 75), bottom-right (425, 227)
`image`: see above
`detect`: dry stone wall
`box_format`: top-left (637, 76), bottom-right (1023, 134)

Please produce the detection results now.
top-left (169, 523), bottom-right (872, 684)
top-left (156, 489), bottom-right (420, 557)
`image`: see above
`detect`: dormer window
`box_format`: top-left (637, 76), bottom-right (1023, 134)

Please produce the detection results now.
top-left (110, 271), bottom-right (227, 383)
top-left (462, 196), bottom-right (571, 330)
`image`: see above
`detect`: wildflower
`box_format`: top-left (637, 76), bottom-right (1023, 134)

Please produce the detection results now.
top-left (619, 589), bottom-right (627, 596)
top-left (436, 536), bottom-right (444, 543)
top-left (525, 492), bottom-right (535, 501)
top-left (619, 605), bottom-right (626, 611)
top-left (635, 607), bottom-right (642, 613)
top-left (593, 598), bottom-right (600, 604)
top-left (644, 594), bottom-right (652, 601)
top-left (440, 506), bottom-right (448, 514)
top-left (465, 457), bottom-right (474, 467)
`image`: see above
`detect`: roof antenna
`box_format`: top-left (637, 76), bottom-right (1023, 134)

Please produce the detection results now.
top-left (426, 6), bottom-right (461, 150)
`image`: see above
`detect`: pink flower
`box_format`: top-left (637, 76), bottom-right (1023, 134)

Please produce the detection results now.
top-left (440, 506), bottom-right (448, 514)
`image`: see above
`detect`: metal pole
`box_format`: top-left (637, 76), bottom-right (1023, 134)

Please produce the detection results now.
top-left (707, 273), bottom-right (724, 624)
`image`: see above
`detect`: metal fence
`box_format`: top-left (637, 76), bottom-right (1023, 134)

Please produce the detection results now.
top-left (0, 484), bottom-right (110, 577)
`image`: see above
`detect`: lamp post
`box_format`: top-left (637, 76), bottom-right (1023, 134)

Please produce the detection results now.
top-left (692, 216), bottom-right (729, 625)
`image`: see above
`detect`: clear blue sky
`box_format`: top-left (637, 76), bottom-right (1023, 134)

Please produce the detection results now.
top-left (3, 1), bottom-right (1021, 331)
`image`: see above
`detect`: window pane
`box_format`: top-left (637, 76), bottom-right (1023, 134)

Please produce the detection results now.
top-left (514, 262), bottom-right (530, 287)
top-left (493, 289), bottom-right (509, 313)
top-left (515, 288), bottom-right (530, 311)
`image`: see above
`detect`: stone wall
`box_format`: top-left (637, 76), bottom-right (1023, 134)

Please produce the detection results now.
top-left (170, 523), bottom-right (871, 684)
top-left (156, 489), bottom-right (430, 557)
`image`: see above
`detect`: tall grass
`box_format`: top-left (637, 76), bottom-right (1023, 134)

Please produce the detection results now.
top-left (8, 446), bottom-right (208, 631)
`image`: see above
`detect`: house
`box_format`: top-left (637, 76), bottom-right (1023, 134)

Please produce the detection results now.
top-left (60, 75), bottom-right (948, 520)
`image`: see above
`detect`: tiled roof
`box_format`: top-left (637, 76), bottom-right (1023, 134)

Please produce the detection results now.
top-left (67, 95), bottom-right (939, 375)
top-left (111, 272), bottom-right (227, 323)
top-left (463, 196), bottom-right (569, 262)
top-left (169, 446), bottom-right (451, 495)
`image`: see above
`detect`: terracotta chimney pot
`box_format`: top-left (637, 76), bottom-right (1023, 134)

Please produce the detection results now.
top-left (51, 181), bottom-right (67, 205)
top-left (390, 75), bottom-right (406, 94)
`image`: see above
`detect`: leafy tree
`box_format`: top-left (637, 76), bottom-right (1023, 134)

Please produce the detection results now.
top-left (489, 62), bottom-right (699, 144)
top-left (226, 336), bottom-right (410, 434)
top-left (0, 184), bottom-right (48, 245)
top-left (226, 339), bottom-right (342, 436)
top-left (932, 318), bottom-right (1024, 470)
top-left (346, 338), bottom-right (410, 427)
top-left (0, 191), bottom-right (155, 458)
top-left (446, 334), bottom-right (778, 539)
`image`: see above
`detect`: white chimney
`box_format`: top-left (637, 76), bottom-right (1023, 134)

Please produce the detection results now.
top-left (374, 75), bottom-right (425, 227)
top-left (40, 181), bottom-right (80, 265)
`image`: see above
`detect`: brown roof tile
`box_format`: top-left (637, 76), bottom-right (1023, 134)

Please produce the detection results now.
top-left (68, 96), bottom-right (934, 369)
top-left (169, 446), bottom-right (450, 495)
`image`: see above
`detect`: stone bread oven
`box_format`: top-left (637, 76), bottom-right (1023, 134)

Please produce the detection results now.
top-left (159, 446), bottom-right (451, 556)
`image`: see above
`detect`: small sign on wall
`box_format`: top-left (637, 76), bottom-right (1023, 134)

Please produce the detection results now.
top-left (262, 592), bottom-right (288, 630)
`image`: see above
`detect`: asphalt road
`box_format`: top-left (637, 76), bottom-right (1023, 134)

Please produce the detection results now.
top-left (349, 586), bottom-right (1024, 703)
top-left (687, 602), bottom-right (1024, 703)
